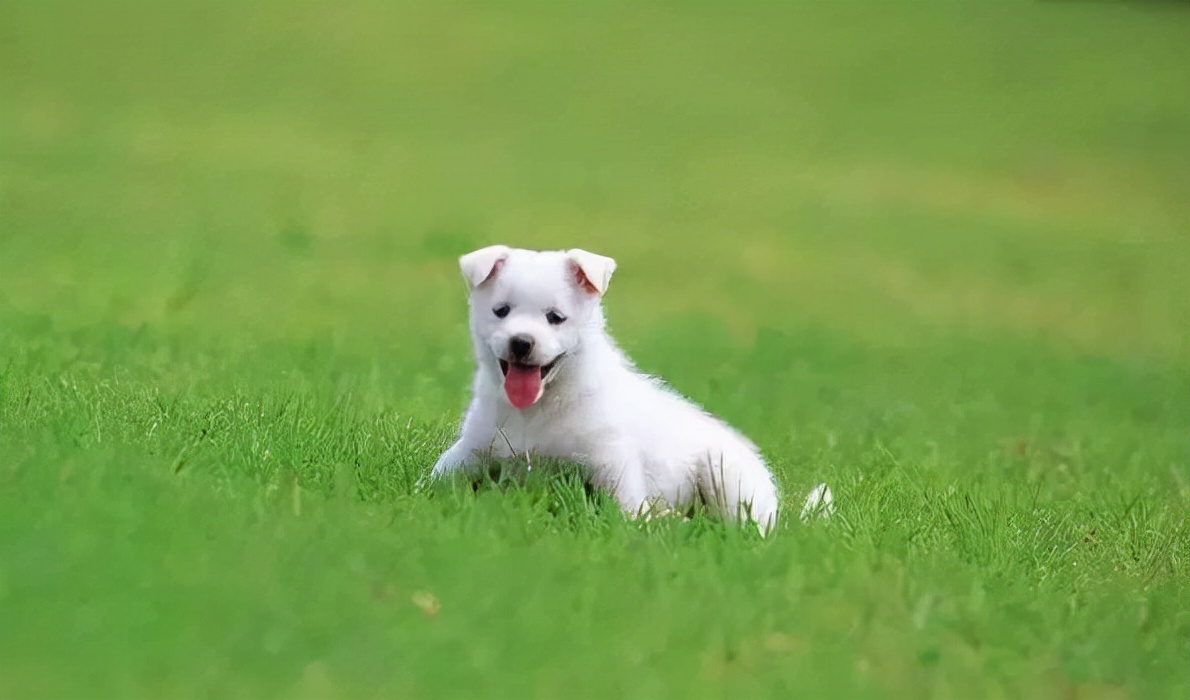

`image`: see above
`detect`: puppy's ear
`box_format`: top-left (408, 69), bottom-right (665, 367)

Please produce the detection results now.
top-left (566, 248), bottom-right (617, 296)
top-left (458, 245), bottom-right (511, 290)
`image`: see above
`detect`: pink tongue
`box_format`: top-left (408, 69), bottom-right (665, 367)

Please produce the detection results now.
top-left (504, 364), bottom-right (542, 409)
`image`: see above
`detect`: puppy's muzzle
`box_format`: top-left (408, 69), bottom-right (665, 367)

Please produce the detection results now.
top-left (509, 334), bottom-right (534, 361)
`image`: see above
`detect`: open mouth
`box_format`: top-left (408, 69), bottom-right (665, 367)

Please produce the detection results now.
top-left (498, 356), bottom-right (561, 381)
top-left (498, 355), bottom-right (562, 410)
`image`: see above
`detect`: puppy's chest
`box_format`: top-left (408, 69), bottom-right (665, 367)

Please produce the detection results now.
top-left (493, 407), bottom-right (587, 459)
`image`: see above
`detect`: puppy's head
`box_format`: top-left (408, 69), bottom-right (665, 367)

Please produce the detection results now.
top-left (458, 245), bottom-right (616, 410)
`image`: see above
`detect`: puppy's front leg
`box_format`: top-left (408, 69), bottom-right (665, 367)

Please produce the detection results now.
top-left (431, 397), bottom-right (497, 478)
top-left (431, 439), bottom-right (481, 477)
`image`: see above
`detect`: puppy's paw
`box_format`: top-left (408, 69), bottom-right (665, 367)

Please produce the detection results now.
top-left (631, 497), bottom-right (682, 523)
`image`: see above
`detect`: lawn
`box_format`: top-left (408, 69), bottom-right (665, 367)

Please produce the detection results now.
top-left (1, 3), bottom-right (1188, 698)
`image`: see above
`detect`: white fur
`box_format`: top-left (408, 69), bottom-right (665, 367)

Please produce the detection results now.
top-left (799, 482), bottom-right (834, 522)
top-left (433, 246), bottom-right (780, 534)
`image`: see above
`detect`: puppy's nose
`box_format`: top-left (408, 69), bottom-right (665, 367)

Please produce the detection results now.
top-left (509, 334), bottom-right (534, 361)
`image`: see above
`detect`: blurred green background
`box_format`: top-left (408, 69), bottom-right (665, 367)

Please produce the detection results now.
top-left (3, 2), bottom-right (1187, 361)
top-left (2, 3), bottom-right (1188, 698)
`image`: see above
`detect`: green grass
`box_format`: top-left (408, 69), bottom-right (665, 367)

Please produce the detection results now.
top-left (2, 2), bottom-right (1188, 698)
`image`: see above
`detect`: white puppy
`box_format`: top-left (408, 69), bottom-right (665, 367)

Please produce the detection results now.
top-left (432, 246), bottom-right (780, 534)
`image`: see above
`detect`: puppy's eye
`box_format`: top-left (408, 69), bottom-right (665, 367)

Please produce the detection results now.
top-left (493, 304), bottom-right (511, 318)
top-left (545, 310), bottom-right (567, 325)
